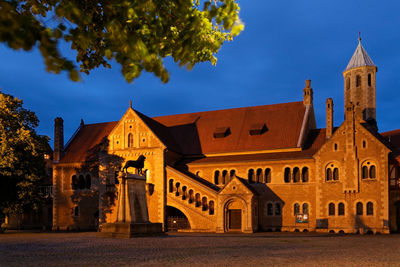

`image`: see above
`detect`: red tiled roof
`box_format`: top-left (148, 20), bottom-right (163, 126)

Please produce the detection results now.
top-left (153, 101), bottom-right (306, 155)
top-left (182, 128), bottom-right (326, 165)
top-left (59, 122), bottom-right (118, 164)
top-left (59, 102), bottom-right (308, 163)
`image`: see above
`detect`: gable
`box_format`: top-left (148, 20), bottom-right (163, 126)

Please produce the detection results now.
top-left (219, 176), bottom-right (257, 196)
top-left (108, 108), bottom-right (166, 151)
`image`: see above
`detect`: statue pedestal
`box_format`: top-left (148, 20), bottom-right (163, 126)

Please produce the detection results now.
top-left (99, 172), bottom-right (163, 238)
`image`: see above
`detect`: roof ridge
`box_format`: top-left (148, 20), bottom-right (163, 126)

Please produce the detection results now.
top-left (152, 101), bottom-right (303, 120)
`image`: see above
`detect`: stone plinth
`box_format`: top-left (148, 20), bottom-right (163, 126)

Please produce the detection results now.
top-left (99, 172), bottom-right (164, 238)
top-left (99, 222), bottom-right (163, 238)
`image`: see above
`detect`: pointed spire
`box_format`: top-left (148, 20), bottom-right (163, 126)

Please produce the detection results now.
top-left (345, 36), bottom-right (375, 71)
top-left (129, 100), bottom-right (132, 109)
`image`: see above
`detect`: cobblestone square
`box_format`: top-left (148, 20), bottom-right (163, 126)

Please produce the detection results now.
top-left (1, 231), bottom-right (399, 266)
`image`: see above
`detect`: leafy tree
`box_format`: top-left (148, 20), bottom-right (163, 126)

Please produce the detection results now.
top-left (0, 0), bottom-right (243, 82)
top-left (0, 89), bottom-right (49, 229)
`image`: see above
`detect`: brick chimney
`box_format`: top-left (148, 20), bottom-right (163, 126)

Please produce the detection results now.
top-left (326, 98), bottom-right (333, 138)
top-left (303, 79), bottom-right (313, 106)
top-left (54, 117), bottom-right (64, 162)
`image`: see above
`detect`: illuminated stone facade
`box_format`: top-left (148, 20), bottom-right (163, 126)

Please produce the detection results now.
top-left (52, 41), bottom-right (400, 234)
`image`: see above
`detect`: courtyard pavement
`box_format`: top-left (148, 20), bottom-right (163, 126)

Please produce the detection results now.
top-left (0, 231), bottom-right (399, 266)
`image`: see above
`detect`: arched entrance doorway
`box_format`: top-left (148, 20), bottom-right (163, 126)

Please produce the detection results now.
top-left (166, 206), bottom-right (190, 232)
top-left (225, 200), bottom-right (244, 232)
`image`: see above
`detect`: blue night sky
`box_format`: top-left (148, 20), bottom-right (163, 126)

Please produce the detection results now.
top-left (1, 0), bottom-right (400, 147)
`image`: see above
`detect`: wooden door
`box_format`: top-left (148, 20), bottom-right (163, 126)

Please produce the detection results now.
top-left (228, 209), bottom-right (242, 230)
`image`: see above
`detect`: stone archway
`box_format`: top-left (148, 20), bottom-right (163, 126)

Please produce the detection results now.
top-left (224, 198), bottom-right (247, 232)
top-left (166, 206), bottom-right (191, 232)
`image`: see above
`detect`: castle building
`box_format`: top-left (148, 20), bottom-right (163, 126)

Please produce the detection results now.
top-left (52, 40), bottom-right (400, 234)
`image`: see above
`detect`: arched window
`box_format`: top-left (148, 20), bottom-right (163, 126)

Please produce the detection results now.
top-left (362, 140), bottom-right (366, 148)
top-left (293, 167), bottom-right (300, 183)
top-left (275, 203), bottom-right (281, 216)
top-left (248, 169), bottom-right (255, 183)
top-left (214, 170), bottom-right (220, 185)
top-left (369, 165), bottom-right (376, 179)
top-left (222, 170), bottom-right (228, 184)
top-left (209, 201), bottom-right (215, 215)
top-left (202, 197), bottom-right (208, 211)
top-left (356, 202), bottom-right (363, 215)
top-left (368, 73), bottom-right (371, 86)
top-left (362, 166), bottom-right (368, 179)
top-left (302, 167), bottom-right (309, 182)
top-left (328, 203), bottom-right (335, 216)
top-left (356, 75), bottom-right (361, 87)
top-left (85, 174), bottom-right (91, 189)
top-left (346, 77), bottom-right (350, 90)
top-left (265, 168), bottom-right (271, 183)
top-left (267, 203), bottom-right (273, 216)
top-left (175, 182), bottom-right (180, 197)
top-left (338, 202), bottom-right (345, 216)
top-left (195, 193), bottom-right (201, 207)
top-left (127, 133), bottom-right (133, 148)
top-left (334, 143), bottom-right (338, 151)
top-left (326, 168), bottom-right (332, 181)
top-left (294, 203), bottom-right (300, 215)
top-left (284, 167), bottom-right (291, 183)
top-left (78, 175), bottom-right (85, 190)
top-left (188, 189), bottom-right (194, 204)
top-left (229, 170), bottom-right (236, 180)
top-left (256, 168), bottom-right (263, 183)
top-left (72, 175), bottom-right (78, 190)
top-left (333, 168), bottom-right (339, 180)
top-left (302, 203), bottom-right (309, 214)
top-left (181, 186), bottom-right (187, 200)
top-left (169, 179), bottom-right (174, 193)
top-left (366, 202), bottom-right (373, 215)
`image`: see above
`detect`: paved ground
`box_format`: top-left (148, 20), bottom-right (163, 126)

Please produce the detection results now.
top-left (0, 231), bottom-right (399, 266)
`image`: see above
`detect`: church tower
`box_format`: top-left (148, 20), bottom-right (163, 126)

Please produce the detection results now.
top-left (342, 37), bottom-right (377, 124)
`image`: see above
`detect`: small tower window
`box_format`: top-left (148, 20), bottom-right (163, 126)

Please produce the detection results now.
top-left (356, 75), bottom-right (361, 87)
top-left (369, 165), bottom-right (376, 179)
top-left (338, 203), bottom-right (345, 216)
top-left (328, 203), bottom-right (335, 216)
top-left (366, 202), bottom-right (374, 215)
top-left (334, 143), bottom-right (338, 151)
top-left (368, 74), bottom-right (372, 87)
top-left (356, 202), bottom-right (363, 215)
top-left (294, 203), bottom-right (300, 215)
top-left (302, 203), bottom-right (309, 215)
top-left (302, 167), bottom-right (309, 182)
top-left (333, 168), bottom-right (339, 180)
top-left (346, 78), bottom-right (350, 90)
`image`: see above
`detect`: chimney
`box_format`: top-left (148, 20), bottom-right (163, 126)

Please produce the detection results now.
top-left (326, 98), bottom-right (333, 138)
top-left (54, 117), bottom-right (64, 162)
top-left (303, 79), bottom-right (313, 106)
